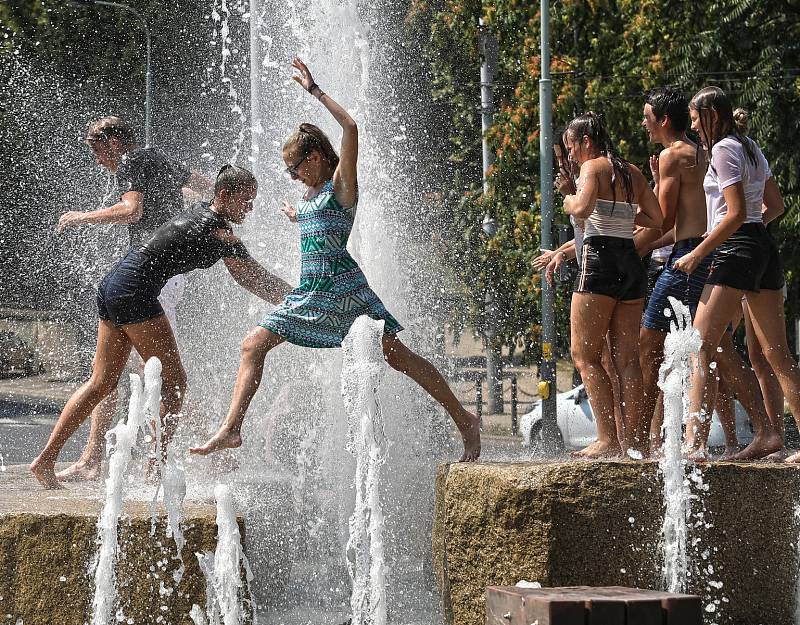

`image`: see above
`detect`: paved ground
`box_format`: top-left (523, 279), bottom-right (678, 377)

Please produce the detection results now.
top-left (0, 373), bottom-right (86, 465)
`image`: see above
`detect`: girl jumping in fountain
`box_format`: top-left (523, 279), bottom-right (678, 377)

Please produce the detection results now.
top-left (191, 59), bottom-right (481, 462)
top-left (31, 166), bottom-right (291, 488)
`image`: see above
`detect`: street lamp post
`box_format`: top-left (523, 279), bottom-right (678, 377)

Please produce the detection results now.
top-left (69, 0), bottom-right (153, 147)
top-left (479, 18), bottom-right (504, 415)
top-left (538, 0), bottom-right (561, 450)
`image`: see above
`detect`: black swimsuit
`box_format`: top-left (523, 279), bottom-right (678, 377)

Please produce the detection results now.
top-left (97, 203), bottom-right (250, 326)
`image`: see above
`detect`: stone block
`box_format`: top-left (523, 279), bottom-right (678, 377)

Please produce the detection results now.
top-left (0, 465), bottom-right (250, 625)
top-left (432, 460), bottom-right (800, 625)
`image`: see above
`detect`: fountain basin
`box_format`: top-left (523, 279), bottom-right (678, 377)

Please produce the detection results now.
top-left (0, 464), bottom-right (249, 625)
top-left (433, 460), bottom-right (800, 625)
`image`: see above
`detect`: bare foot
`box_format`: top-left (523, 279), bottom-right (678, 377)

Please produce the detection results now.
top-left (730, 432), bottom-right (784, 461)
top-left (757, 448), bottom-right (790, 463)
top-left (685, 447), bottom-right (710, 462)
top-left (783, 450), bottom-right (800, 463)
top-left (458, 413), bottom-right (481, 462)
top-left (30, 457), bottom-right (64, 490)
top-left (718, 445), bottom-right (740, 460)
top-left (189, 428), bottom-right (242, 456)
top-left (56, 460), bottom-right (102, 482)
top-left (570, 439), bottom-right (622, 459)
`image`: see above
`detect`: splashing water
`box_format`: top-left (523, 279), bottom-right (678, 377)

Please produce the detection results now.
top-left (143, 357), bottom-right (189, 584)
top-left (192, 484), bottom-right (256, 625)
top-left (91, 366), bottom-right (151, 625)
top-left (657, 296), bottom-right (701, 593)
top-left (342, 316), bottom-right (388, 625)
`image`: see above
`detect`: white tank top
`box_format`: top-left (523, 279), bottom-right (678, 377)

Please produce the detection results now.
top-left (584, 198), bottom-right (636, 240)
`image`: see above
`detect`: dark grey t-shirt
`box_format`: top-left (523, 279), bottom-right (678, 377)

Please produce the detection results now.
top-left (115, 147), bottom-right (191, 246)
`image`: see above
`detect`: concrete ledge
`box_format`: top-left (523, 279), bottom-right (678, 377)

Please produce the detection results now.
top-left (433, 460), bottom-right (800, 625)
top-left (0, 465), bottom-right (243, 625)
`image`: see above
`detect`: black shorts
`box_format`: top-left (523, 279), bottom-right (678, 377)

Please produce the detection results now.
top-left (706, 222), bottom-right (784, 292)
top-left (577, 236), bottom-right (647, 301)
top-left (97, 250), bottom-right (165, 326)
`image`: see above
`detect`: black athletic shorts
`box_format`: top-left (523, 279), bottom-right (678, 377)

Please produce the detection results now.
top-left (706, 222), bottom-right (785, 292)
top-left (97, 250), bottom-right (165, 326)
top-left (577, 236), bottom-right (647, 301)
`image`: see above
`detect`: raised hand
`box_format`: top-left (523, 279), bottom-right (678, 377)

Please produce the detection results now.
top-left (554, 167), bottom-right (576, 196)
top-left (291, 58), bottom-right (316, 93)
top-left (280, 200), bottom-right (297, 223)
top-left (649, 154), bottom-right (660, 185)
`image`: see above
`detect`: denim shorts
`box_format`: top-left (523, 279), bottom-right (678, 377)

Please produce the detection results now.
top-left (642, 237), bottom-right (713, 332)
top-left (97, 250), bottom-right (165, 326)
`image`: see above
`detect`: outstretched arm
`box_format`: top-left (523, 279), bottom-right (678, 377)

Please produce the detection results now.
top-left (292, 58), bottom-right (358, 208)
top-left (57, 191), bottom-right (143, 232)
top-left (224, 256), bottom-right (293, 304)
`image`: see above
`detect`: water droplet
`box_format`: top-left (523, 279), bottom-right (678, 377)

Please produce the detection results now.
top-left (663, 308), bottom-right (672, 317)
top-left (709, 362), bottom-right (717, 370)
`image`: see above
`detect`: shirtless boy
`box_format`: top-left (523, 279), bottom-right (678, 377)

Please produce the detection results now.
top-left (634, 89), bottom-right (713, 445)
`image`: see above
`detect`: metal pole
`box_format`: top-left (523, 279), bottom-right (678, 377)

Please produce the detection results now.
top-left (479, 18), bottom-right (503, 414)
top-left (71, 0), bottom-right (153, 146)
top-left (249, 0), bottom-right (260, 161)
top-left (475, 379), bottom-right (483, 425)
top-left (511, 375), bottom-right (518, 436)
top-left (538, 0), bottom-right (561, 450)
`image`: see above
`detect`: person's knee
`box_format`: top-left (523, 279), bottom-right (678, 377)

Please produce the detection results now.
top-left (87, 370), bottom-right (121, 398)
top-left (241, 330), bottom-right (271, 362)
top-left (572, 345), bottom-right (600, 374)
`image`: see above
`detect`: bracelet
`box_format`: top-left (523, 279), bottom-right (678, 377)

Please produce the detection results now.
top-left (308, 82), bottom-right (324, 98)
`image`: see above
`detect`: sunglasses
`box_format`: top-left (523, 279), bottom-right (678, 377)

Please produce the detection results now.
top-left (285, 152), bottom-right (309, 178)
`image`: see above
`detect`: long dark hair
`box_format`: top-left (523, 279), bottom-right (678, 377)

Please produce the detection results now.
top-left (283, 123), bottom-right (340, 170)
top-left (566, 112), bottom-right (633, 205)
top-left (689, 86), bottom-right (757, 169)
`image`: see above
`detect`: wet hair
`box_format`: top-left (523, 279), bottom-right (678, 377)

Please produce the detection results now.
top-left (690, 86), bottom-right (757, 168)
top-left (733, 107), bottom-right (750, 135)
top-left (566, 111), bottom-right (634, 205)
top-left (85, 116), bottom-right (136, 148)
top-left (283, 123), bottom-right (340, 170)
top-left (645, 87), bottom-right (689, 132)
top-left (214, 164), bottom-right (257, 197)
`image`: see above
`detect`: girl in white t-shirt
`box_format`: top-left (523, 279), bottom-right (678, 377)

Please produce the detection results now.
top-left (673, 86), bottom-right (794, 461)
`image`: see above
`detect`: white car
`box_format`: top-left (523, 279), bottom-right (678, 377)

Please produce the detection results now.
top-left (520, 384), bottom-right (754, 452)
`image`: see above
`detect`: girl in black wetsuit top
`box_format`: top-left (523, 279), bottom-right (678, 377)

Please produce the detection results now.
top-left (30, 166), bottom-right (292, 489)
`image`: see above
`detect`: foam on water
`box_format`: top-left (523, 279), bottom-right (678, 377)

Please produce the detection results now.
top-left (657, 296), bottom-right (700, 593)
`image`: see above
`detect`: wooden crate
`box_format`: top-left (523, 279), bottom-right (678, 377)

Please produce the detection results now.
top-left (486, 585), bottom-right (702, 625)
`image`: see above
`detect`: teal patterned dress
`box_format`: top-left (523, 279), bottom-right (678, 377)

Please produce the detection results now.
top-left (260, 180), bottom-right (403, 348)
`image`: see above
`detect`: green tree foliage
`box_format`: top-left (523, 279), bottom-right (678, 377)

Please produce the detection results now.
top-left (409, 0), bottom-right (800, 359)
